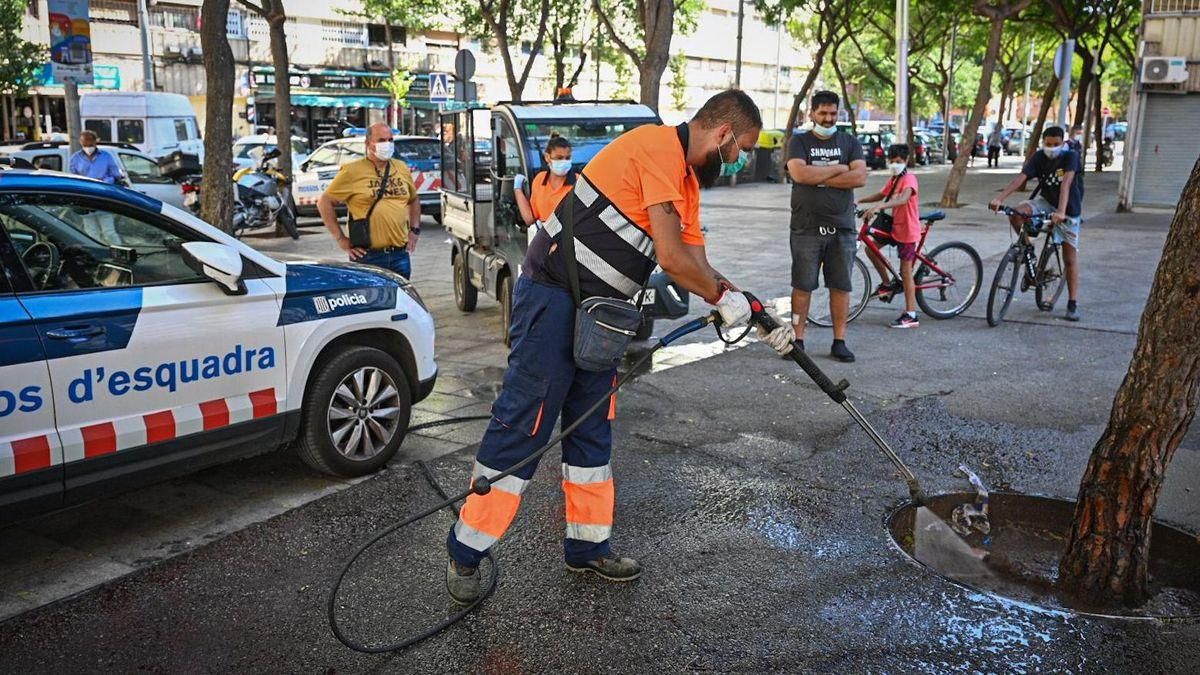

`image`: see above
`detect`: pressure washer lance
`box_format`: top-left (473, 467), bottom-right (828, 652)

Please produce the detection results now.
top-left (743, 294), bottom-right (929, 506)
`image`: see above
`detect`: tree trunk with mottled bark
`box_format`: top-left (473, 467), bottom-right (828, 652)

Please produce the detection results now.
top-left (200, 0), bottom-right (236, 233)
top-left (1059, 154), bottom-right (1200, 606)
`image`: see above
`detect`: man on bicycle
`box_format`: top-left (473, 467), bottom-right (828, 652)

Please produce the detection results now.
top-left (989, 126), bottom-right (1083, 322)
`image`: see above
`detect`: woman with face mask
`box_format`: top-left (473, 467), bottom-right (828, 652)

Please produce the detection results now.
top-left (513, 133), bottom-right (575, 231)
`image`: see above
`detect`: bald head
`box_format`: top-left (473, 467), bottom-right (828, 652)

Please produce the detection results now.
top-left (366, 123), bottom-right (394, 163)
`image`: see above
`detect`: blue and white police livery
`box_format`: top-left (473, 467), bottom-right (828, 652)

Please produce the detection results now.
top-left (0, 169), bottom-right (436, 524)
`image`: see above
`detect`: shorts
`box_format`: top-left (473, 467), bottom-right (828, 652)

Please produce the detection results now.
top-left (790, 229), bottom-right (857, 292)
top-left (1021, 196), bottom-right (1081, 250)
top-left (870, 232), bottom-right (919, 263)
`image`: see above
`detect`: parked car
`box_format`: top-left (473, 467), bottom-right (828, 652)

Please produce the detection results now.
top-left (232, 134), bottom-right (310, 171)
top-left (80, 91), bottom-right (203, 160)
top-left (0, 140), bottom-right (188, 208)
top-left (0, 168), bottom-right (436, 525)
top-left (857, 131), bottom-right (896, 169)
top-left (910, 133), bottom-right (930, 165)
top-left (971, 133), bottom-right (987, 157)
top-left (292, 135), bottom-right (442, 223)
top-left (1106, 121), bottom-right (1127, 141)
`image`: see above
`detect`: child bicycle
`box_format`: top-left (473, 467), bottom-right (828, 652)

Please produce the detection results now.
top-left (807, 210), bottom-right (983, 326)
top-left (985, 206), bottom-right (1066, 327)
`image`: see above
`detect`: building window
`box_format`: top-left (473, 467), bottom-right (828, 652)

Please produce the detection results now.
top-left (247, 16), bottom-right (268, 42)
top-left (707, 59), bottom-right (726, 72)
top-left (151, 4), bottom-right (199, 31)
top-left (226, 10), bottom-right (247, 38)
top-left (322, 21), bottom-right (367, 47)
top-left (367, 24), bottom-right (406, 47)
top-left (90, 0), bottom-right (139, 26)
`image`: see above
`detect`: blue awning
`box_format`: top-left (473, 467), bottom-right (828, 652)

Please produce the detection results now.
top-left (289, 94), bottom-right (390, 109)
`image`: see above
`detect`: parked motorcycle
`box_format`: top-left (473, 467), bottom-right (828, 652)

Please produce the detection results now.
top-left (232, 147), bottom-right (300, 239)
top-left (1100, 138), bottom-right (1115, 169)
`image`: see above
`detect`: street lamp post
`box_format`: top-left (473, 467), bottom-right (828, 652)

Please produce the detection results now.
top-left (895, 0), bottom-right (910, 143)
top-left (137, 0), bottom-right (155, 91)
top-left (1021, 37), bottom-right (1033, 154)
top-left (1056, 39), bottom-right (1075, 126)
top-left (773, 7), bottom-right (783, 127)
top-left (735, 0), bottom-right (745, 89)
top-left (943, 18), bottom-right (958, 164)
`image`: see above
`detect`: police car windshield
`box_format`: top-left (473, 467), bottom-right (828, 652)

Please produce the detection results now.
top-left (523, 120), bottom-right (655, 172)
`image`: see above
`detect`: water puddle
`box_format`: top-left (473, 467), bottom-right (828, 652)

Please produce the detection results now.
top-left (888, 492), bottom-right (1200, 620)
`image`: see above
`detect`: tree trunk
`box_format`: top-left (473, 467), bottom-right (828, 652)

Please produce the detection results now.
top-left (830, 41), bottom-right (855, 134)
top-left (783, 38), bottom-right (833, 162)
top-left (201, 0), bottom-right (236, 234)
top-left (1025, 74), bottom-right (1058, 163)
top-left (995, 79), bottom-right (1013, 135)
top-left (1072, 50), bottom-right (1094, 129)
top-left (940, 14), bottom-right (1006, 207)
top-left (637, 0), bottom-right (675, 109)
top-left (1093, 75), bottom-right (1105, 172)
top-left (1059, 155), bottom-right (1200, 607)
top-left (266, 2), bottom-right (292, 235)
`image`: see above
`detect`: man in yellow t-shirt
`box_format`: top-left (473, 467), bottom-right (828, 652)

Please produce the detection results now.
top-left (318, 122), bottom-right (422, 277)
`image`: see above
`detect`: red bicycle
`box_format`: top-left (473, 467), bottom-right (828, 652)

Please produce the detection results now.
top-left (807, 210), bottom-right (983, 326)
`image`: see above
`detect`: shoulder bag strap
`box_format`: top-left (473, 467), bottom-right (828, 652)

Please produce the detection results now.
top-left (883, 170), bottom-right (903, 202)
top-left (362, 160), bottom-right (392, 225)
top-left (560, 189), bottom-right (582, 306)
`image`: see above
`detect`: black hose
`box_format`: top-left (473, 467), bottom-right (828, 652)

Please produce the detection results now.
top-left (327, 314), bottom-right (717, 653)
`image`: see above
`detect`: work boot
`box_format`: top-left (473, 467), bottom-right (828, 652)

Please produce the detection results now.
top-left (446, 559), bottom-right (480, 605)
top-left (566, 554), bottom-right (642, 582)
top-left (830, 339), bottom-right (856, 363)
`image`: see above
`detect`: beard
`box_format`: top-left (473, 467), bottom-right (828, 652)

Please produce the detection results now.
top-left (696, 149), bottom-right (722, 189)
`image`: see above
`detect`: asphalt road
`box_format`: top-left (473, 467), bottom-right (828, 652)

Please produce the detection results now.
top-left (4, 158), bottom-right (1198, 672)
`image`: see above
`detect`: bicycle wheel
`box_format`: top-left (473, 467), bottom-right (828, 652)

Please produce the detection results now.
top-left (915, 241), bottom-right (983, 319)
top-left (808, 256), bottom-right (871, 327)
top-left (986, 247), bottom-right (1021, 327)
top-left (1034, 242), bottom-right (1065, 311)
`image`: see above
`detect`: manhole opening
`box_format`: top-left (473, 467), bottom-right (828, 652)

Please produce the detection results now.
top-left (887, 492), bottom-right (1200, 620)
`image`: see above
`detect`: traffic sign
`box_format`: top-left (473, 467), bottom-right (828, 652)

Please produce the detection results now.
top-left (454, 50), bottom-right (476, 81)
top-left (429, 73), bottom-right (451, 102)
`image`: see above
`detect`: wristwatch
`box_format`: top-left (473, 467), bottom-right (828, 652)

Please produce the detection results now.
top-left (410, 227), bottom-right (421, 235)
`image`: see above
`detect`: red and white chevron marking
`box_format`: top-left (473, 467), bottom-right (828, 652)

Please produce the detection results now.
top-left (295, 172), bottom-right (441, 207)
top-left (0, 388), bottom-right (278, 479)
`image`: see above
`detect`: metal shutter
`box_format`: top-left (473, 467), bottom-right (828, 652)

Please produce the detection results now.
top-left (1133, 93), bottom-right (1200, 208)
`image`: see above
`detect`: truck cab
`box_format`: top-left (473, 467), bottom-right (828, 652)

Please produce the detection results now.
top-left (440, 101), bottom-right (689, 344)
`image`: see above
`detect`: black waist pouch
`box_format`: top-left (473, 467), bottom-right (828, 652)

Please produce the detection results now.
top-left (345, 161), bottom-right (391, 249)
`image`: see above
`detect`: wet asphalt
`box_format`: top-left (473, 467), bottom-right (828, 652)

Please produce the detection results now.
top-left (1, 336), bottom-right (1199, 673)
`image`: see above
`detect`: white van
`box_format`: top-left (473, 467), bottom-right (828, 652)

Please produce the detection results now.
top-left (80, 92), bottom-right (204, 160)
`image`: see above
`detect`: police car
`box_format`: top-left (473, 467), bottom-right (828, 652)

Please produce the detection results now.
top-left (0, 170), bottom-right (436, 525)
top-left (292, 135), bottom-right (442, 222)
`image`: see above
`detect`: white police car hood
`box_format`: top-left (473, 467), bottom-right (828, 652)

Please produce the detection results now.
top-left (277, 261), bottom-right (413, 326)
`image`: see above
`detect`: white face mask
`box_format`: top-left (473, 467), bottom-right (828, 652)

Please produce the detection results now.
top-left (548, 159), bottom-right (572, 176)
top-left (372, 141), bottom-right (394, 161)
top-left (82, 145), bottom-right (97, 156)
top-left (812, 123), bottom-right (836, 138)
top-left (888, 162), bottom-right (907, 175)
top-left (1042, 145), bottom-right (1063, 159)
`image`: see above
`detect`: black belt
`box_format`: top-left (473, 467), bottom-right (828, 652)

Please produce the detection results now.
top-left (369, 245), bottom-right (406, 253)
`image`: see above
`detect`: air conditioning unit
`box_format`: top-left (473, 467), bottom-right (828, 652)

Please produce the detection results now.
top-left (1141, 57), bottom-right (1189, 84)
top-left (162, 45), bottom-right (183, 60)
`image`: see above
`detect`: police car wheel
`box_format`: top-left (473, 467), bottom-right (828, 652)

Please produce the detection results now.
top-left (297, 346), bottom-right (412, 476)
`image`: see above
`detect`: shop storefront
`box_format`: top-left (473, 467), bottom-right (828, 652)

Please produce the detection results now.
top-left (4, 64), bottom-right (121, 141)
top-left (249, 67), bottom-right (391, 149)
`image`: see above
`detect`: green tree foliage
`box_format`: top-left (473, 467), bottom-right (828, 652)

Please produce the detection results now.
top-left (669, 52), bottom-right (688, 111)
top-left (355, 0), bottom-right (444, 31)
top-left (384, 67), bottom-right (416, 101)
top-left (0, 0), bottom-right (47, 97)
top-left (462, 0), bottom-right (552, 101)
top-left (593, 0), bottom-right (703, 108)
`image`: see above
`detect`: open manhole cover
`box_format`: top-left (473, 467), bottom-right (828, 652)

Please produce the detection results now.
top-left (887, 492), bottom-right (1200, 620)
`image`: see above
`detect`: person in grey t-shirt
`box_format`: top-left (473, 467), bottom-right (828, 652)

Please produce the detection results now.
top-left (785, 91), bottom-right (867, 362)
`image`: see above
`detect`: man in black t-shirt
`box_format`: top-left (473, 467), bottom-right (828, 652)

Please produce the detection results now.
top-left (990, 125), bottom-right (1084, 322)
top-left (786, 91), bottom-right (867, 362)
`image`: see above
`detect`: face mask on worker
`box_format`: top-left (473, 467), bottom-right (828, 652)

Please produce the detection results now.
top-left (372, 141), bottom-right (395, 161)
top-left (548, 159), bottom-right (572, 177)
top-left (719, 133), bottom-right (749, 177)
top-left (1042, 144), bottom-right (1063, 159)
top-left (82, 146), bottom-right (96, 156)
top-left (1074, 134), bottom-right (1084, 144)
top-left (889, 162), bottom-right (906, 175)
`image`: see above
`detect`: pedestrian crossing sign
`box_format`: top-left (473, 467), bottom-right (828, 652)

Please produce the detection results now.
top-left (429, 73), bottom-right (450, 102)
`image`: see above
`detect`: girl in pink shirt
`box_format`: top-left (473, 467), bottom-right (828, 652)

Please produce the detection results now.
top-left (860, 144), bottom-right (921, 328)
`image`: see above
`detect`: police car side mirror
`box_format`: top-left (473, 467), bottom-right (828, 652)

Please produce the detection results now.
top-left (182, 242), bottom-right (246, 295)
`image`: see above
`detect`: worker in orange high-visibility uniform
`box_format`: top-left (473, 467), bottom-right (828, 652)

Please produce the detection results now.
top-left (445, 90), bottom-right (794, 605)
